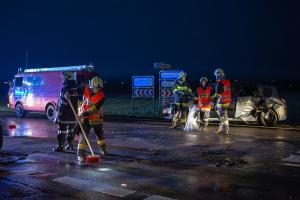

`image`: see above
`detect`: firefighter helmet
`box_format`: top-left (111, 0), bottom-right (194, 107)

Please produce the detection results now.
top-left (178, 71), bottom-right (187, 80)
top-left (200, 77), bottom-right (208, 83)
top-left (62, 71), bottom-right (74, 82)
top-left (89, 76), bottom-right (103, 89)
top-left (214, 68), bottom-right (225, 79)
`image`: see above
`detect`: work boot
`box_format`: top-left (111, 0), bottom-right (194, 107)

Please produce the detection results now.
top-left (53, 144), bottom-right (64, 152)
top-left (65, 144), bottom-right (74, 151)
top-left (216, 125), bottom-right (223, 134)
top-left (65, 135), bottom-right (74, 150)
top-left (54, 131), bottom-right (65, 152)
top-left (99, 144), bottom-right (108, 156)
top-left (77, 149), bottom-right (86, 162)
top-left (224, 125), bottom-right (230, 135)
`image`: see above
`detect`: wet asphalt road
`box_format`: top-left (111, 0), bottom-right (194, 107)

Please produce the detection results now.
top-left (0, 111), bottom-right (300, 200)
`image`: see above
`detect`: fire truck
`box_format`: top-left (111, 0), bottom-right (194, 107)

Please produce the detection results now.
top-left (8, 65), bottom-right (98, 121)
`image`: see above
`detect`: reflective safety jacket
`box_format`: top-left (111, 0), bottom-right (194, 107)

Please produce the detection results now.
top-left (172, 80), bottom-right (193, 106)
top-left (56, 80), bottom-right (79, 124)
top-left (214, 78), bottom-right (231, 108)
top-left (81, 86), bottom-right (105, 125)
top-left (197, 85), bottom-right (212, 110)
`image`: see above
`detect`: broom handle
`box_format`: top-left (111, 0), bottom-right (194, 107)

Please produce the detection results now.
top-left (67, 98), bottom-right (95, 156)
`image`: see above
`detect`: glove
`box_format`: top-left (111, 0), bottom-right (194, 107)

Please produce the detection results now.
top-left (82, 110), bottom-right (92, 117)
top-left (63, 91), bottom-right (70, 100)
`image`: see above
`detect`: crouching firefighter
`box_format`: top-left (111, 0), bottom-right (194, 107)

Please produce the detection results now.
top-left (53, 71), bottom-right (79, 152)
top-left (211, 68), bottom-right (231, 135)
top-left (170, 71), bottom-right (193, 129)
top-left (77, 76), bottom-right (107, 162)
top-left (195, 77), bottom-right (212, 133)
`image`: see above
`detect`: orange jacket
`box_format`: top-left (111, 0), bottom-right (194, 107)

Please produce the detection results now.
top-left (218, 79), bottom-right (231, 105)
top-left (197, 85), bottom-right (212, 109)
top-left (82, 86), bottom-right (104, 124)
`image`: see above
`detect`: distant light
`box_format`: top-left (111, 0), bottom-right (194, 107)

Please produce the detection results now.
top-left (121, 81), bottom-right (124, 85)
top-left (121, 183), bottom-right (127, 187)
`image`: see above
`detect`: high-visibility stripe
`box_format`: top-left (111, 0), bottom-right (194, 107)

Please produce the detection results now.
top-left (97, 140), bottom-right (105, 145)
top-left (78, 144), bottom-right (87, 149)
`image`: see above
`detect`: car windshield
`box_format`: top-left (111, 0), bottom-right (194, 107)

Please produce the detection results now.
top-left (237, 85), bottom-right (259, 97)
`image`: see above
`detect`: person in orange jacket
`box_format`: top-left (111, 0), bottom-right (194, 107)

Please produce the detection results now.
top-left (211, 68), bottom-right (231, 135)
top-left (66, 76), bottom-right (107, 162)
top-left (195, 77), bottom-right (212, 132)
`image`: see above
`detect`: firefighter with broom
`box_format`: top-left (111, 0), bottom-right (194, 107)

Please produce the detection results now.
top-left (65, 76), bottom-right (107, 163)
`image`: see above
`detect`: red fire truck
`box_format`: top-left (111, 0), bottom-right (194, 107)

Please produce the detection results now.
top-left (8, 65), bottom-right (97, 121)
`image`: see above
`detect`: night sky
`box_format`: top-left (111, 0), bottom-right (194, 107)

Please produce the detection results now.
top-left (0, 0), bottom-right (299, 84)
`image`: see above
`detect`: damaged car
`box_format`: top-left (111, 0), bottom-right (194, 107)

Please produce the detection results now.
top-left (164, 82), bottom-right (287, 127)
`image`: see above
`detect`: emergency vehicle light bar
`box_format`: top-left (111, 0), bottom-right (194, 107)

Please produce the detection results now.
top-left (24, 65), bottom-right (94, 73)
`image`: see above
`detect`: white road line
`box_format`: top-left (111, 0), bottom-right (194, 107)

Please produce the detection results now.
top-left (53, 176), bottom-right (136, 198)
top-left (282, 155), bottom-right (300, 163)
top-left (144, 195), bottom-right (177, 200)
top-left (282, 163), bottom-right (300, 167)
top-left (91, 185), bottom-right (136, 197)
top-left (53, 176), bottom-right (94, 188)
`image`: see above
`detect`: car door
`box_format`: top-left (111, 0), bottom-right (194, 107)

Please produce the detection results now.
top-left (13, 76), bottom-right (27, 105)
top-left (234, 83), bottom-right (260, 121)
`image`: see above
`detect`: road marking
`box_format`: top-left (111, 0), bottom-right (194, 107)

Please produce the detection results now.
top-left (282, 155), bottom-right (300, 163)
top-left (53, 176), bottom-right (94, 188)
top-left (144, 195), bottom-right (177, 200)
top-left (282, 163), bottom-right (300, 167)
top-left (53, 176), bottom-right (136, 198)
top-left (91, 185), bottom-right (136, 197)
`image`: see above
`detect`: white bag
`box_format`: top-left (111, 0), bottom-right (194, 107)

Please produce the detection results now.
top-left (184, 105), bottom-right (200, 131)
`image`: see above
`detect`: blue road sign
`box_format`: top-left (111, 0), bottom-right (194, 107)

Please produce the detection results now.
top-left (132, 76), bottom-right (154, 88)
top-left (159, 70), bottom-right (182, 79)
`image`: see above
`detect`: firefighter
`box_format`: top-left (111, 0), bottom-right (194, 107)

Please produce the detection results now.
top-left (76, 76), bottom-right (107, 162)
top-left (170, 71), bottom-right (193, 129)
top-left (211, 68), bottom-right (231, 135)
top-left (195, 77), bottom-right (212, 133)
top-left (53, 71), bottom-right (79, 152)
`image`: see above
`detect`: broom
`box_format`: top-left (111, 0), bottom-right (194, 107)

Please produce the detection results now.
top-left (67, 98), bottom-right (101, 163)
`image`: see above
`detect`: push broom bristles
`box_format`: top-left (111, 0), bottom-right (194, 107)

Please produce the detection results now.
top-left (85, 154), bottom-right (101, 163)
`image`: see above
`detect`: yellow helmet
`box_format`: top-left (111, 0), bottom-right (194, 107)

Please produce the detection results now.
top-left (89, 76), bottom-right (103, 89)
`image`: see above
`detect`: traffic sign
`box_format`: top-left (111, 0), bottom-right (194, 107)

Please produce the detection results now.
top-left (160, 80), bottom-right (176, 87)
top-left (159, 70), bottom-right (182, 79)
top-left (154, 62), bottom-right (172, 69)
top-left (133, 88), bottom-right (154, 97)
top-left (132, 76), bottom-right (154, 87)
top-left (160, 97), bottom-right (174, 106)
top-left (160, 88), bottom-right (173, 97)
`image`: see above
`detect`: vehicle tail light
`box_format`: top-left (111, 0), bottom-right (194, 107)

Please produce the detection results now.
top-left (8, 124), bottom-right (16, 129)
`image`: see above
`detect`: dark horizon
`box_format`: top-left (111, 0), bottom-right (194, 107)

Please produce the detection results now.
top-left (1, 0), bottom-right (300, 83)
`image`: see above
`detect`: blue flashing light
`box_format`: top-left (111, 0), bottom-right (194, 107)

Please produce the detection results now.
top-left (24, 65), bottom-right (93, 73)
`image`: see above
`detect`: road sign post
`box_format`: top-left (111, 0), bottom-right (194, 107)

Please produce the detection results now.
top-left (158, 70), bottom-right (182, 117)
top-left (132, 76), bottom-right (155, 117)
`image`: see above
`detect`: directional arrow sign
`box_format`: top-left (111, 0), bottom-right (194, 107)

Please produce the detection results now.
top-left (160, 88), bottom-right (173, 97)
top-left (133, 88), bottom-right (154, 97)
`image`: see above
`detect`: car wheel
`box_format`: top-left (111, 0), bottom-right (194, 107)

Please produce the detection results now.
top-left (15, 103), bottom-right (26, 118)
top-left (46, 104), bottom-right (55, 121)
top-left (259, 109), bottom-right (278, 127)
top-left (0, 125), bottom-right (3, 149)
